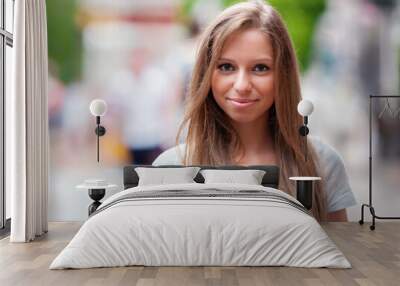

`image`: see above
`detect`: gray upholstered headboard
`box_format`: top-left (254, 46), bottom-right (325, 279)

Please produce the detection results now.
top-left (123, 165), bottom-right (280, 190)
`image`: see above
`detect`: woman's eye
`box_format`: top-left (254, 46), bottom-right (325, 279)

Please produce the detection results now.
top-left (253, 64), bottom-right (270, 72)
top-left (217, 63), bottom-right (235, 72)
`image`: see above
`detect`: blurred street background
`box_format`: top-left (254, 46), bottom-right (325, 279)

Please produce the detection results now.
top-left (45, 0), bottom-right (400, 222)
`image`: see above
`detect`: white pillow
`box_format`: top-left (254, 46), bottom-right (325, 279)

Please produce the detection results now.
top-left (135, 167), bottom-right (200, 186)
top-left (200, 169), bottom-right (266, 185)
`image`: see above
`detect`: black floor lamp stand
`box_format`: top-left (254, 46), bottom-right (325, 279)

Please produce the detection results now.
top-left (359, 95), bottom-right (400, 230)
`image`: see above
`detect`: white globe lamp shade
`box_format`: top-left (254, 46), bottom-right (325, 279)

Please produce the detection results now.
top-left (90, 99), bottom-right (107, 117)
top-left (297, 99), bottom-right (314, 116)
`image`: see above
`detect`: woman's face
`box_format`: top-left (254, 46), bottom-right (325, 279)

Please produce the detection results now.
top-left (211, 28), bottom-right (275, 124)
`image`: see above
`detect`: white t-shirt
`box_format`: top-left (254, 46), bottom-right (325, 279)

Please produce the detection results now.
top-left (152, 137), bottom-right (357, 213)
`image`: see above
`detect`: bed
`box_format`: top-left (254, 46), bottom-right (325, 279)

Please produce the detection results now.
top-left (50, 165), bottom-right (350, 269)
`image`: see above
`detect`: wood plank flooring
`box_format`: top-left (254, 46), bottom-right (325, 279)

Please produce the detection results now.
top-left (0, 222), bottom-right (399, 286)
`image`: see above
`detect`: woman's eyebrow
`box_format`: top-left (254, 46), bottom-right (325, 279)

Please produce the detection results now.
top-left (217, 57), bottom-right (273, 63)
top-left (249, 57), bottom-right (273, 63)
top-left (254, 57), bottom-right (273, 62)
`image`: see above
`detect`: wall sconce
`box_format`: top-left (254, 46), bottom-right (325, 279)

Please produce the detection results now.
top-left (297, 99), bottom-right (314, 162)
top-left (89, 99), bottom-right (107, 162)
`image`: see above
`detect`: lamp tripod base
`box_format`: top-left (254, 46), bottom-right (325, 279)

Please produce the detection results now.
top-left (359, 203), bottom-right (400, 231)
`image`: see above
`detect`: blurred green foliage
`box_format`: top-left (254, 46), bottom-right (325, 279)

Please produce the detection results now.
top-left (47, 0), bottom-right (82, 83)
top-left (265, 0), bottom-right (326, 71)
top-left (185, 0), bottom-right (326, 71)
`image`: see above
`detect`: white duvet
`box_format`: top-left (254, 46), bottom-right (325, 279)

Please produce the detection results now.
top-left (50, 183), bottom-right (351, 269)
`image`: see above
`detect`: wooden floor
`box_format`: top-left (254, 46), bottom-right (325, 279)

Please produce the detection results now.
top-left (0, 222), bottom-right (399, 286)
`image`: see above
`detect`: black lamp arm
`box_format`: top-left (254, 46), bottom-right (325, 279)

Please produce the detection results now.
top-left (94, 116), bottom-right (106, 136)
top-left (299, 116), bottom-right (309, 162)
top-left (94, 116), bottom-right (106, 162)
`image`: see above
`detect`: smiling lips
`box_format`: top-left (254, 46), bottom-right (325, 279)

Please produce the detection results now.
top-left (227, 97), bottom-right (259, 108)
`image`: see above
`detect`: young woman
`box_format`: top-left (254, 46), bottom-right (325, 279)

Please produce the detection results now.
top-left (153, 0), bottom-right (356, 222)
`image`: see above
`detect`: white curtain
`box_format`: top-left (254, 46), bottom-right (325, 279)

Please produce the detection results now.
top-left (6, 0), bottom-right (49, 242)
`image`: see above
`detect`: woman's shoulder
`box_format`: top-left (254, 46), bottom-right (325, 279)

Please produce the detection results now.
top-left (309, 136), bottom-right (357, 212)
top-left (152, 144), bottom-right (186, 166)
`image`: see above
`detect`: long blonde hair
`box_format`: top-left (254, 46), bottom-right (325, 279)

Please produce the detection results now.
top-left (176, 0), bottom-right (326, 221)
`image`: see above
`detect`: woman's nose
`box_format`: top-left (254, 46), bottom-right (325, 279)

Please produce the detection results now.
top-left (233, 70), bottom-right (252, 93)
